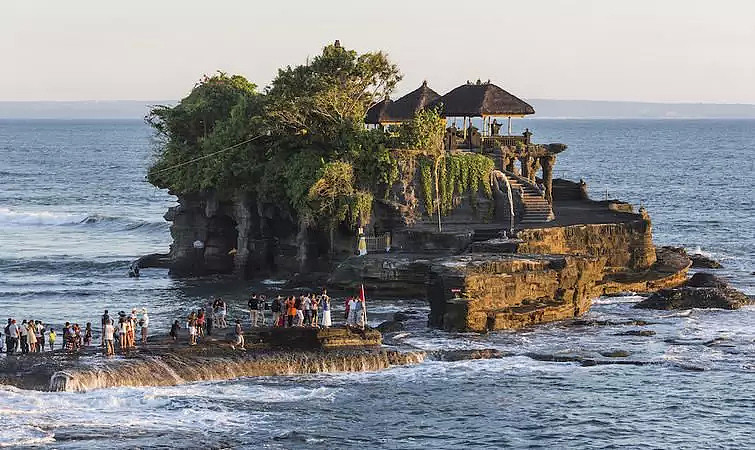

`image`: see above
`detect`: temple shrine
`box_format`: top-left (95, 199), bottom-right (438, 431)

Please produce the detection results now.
top-left (366, 79), bottom-right (567, 226)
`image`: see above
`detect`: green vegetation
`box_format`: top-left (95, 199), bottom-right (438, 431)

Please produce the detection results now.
top-left (416, 153), bottom-right (494, 216)
top-left (146, 43), bottom-right (495, 250)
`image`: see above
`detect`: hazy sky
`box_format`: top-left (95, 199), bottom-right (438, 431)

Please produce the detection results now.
top-left (3, 0), bottom-right (754, 103)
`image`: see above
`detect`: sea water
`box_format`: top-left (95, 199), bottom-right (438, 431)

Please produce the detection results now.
top-left (0, 119), bottom-right (753, 448)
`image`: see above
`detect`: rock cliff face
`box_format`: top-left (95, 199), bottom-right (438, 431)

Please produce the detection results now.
top-left (514, 218), bottom-right (656, 271)
top-left (148, 163), bottom-right (690, 332)
top-left (158, 192), bottom-right (353, 277)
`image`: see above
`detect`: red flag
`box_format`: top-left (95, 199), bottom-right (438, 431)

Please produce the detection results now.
top-left (359, 284), bottom-right (366, 302)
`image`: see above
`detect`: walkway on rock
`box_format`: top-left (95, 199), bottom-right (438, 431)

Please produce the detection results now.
top-left (502, 170), bottom-right (554, 224)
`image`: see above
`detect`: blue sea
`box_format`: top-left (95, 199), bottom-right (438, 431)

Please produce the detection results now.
top-left (0, 119), bottom-right (753, 448)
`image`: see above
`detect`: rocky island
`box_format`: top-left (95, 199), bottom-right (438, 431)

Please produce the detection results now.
top-left (139, 41), bottom-right (691, 332)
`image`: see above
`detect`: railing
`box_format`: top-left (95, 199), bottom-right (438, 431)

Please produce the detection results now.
top-left (446, 132), bottom-right (531, 151)
top-left (364, 234), bottom-right (391, 252)
top-left (482, 135), bottom-right (529, 148)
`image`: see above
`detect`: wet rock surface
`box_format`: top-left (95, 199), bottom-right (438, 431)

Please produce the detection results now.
top-left (615, 330), bottom-right (656, 337)
top-left (431, 349), bottom-right (507, 361)
top-left (635, 272), bottom-right (752, 310)
top-left (376, 320), bottom-right (405, 333)
top-left (0, 327), bottom-right (408, 392)
top-left (690, 253), bottom-right (723, 269)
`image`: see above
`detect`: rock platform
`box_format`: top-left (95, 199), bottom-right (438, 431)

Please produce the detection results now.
top-left (0, 327), bottom-right (396, 392)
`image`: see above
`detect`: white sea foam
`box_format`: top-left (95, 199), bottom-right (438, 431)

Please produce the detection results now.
top-left (592, 295), bottom-right (644, 305)
top-left (0, 207), bottom-right (84, 226)
top-left (685, 245), bottom-right (717, 259)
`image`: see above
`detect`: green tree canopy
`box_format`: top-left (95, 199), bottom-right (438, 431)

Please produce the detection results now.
top-left (146, 43), bottom-right (484, 247)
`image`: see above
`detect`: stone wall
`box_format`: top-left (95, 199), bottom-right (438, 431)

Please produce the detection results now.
top-left (514, 218), bottom-right (656, 271)
top-left (428, 246), bottom-right (690, 332)
top-left (430, 254), bottom-right (604, 331)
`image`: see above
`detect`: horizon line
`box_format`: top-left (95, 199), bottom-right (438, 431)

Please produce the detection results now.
top-left (1, 98), bottom-right (754, 106)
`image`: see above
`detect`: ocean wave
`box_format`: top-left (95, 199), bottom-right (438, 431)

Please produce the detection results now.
top-left (0, 207), bottom-right (167, 231)
top-left (0, 257), bottom-right (132, 274)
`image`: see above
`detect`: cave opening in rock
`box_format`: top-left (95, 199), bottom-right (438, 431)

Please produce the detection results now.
top-left (205, 214), bottom-right (239, 274)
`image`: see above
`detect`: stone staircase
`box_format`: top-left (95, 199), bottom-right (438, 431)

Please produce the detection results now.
top-left (503, 171), bottom-right (554, 224)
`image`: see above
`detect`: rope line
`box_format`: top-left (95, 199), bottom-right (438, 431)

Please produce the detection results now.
top-left (149, 134), bottom-right (263, 175)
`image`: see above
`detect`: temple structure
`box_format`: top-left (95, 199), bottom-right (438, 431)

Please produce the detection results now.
top-left (366, 79), bottom-right (565, 226)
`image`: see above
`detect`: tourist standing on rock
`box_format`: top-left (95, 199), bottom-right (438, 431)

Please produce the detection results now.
top-left (27, 320), bottom-right (38, 352)
top-left (248, 293), bottom-right (259, 326)
top-left (48, 328), bottom-right (56, 351)
top-left (188, 318), bottom-right (197, 345)
top-left (234, 319), bottom-right (245, 350)
top-left (141, 309), bottom-right (149, 344)
top-left (74, 324), bottom-right (82, 350)
top-left (4, 319), bottom-right (12, 354)
top-left (19, 320), bottom-right (29, 353)
top-left (287, 296), bottom-right (296, 328)
top-left (271, 296), bottom-right (282, 328)
top-left (216, 298), bottom-right (228, 328)
top-left (104, 320), bottom-right (115, 356)
top-left (354, 298), bottom-right (366, 330)
top-left (6, 319), bottom-right (19, 354)
top-left (100, 310), bottom-right (110, 347)
top-left (118, 317), bottom-right (127, 352)
top-left (169, 320), bottom-right (180, 341)
top-left (296, 295), bottom-right (305, 326)
top-left (84, 323), bottom-right (93, 347)
top-left (257, 294), bottom-right (267, 326)
top-left (346, 297), bottom-right (357, 327)
top-left (311, 296), bottom-right (320, 328)
top-left (129, 310), bottom-right (138, 348)
top-left (321, 294), bottom-right (332, 328)
top-left (302, 294), bottom-right (312, 326)
top-left (37, 321), bottom-right (45, 352)
top-left (196, 309), bottom-right (205, 338)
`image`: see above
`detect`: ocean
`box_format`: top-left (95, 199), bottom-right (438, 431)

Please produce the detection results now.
top-left (0, 118), bottom-right (753, 448)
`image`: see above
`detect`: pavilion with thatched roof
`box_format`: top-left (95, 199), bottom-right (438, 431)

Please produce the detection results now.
top-left (429, 80), bottom-right (535, 139)
top-left (364, 97), bottom-right (396, 126)
top-left (365, 81), bottom-right (440, 126)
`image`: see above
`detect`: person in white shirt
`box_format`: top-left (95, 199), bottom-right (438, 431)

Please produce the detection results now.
top-left (302, 295), bottom-right (312, 326)
top-left (104, 320), bottom-right (115, 356)
top-left (141, 310), bottom-right (149, 344)
top-left (118, 318), bottom-right (127, 351)
top-left (7, 319), bottom-right (19, 354)
top-left (18, 320), bottom-right (29, 353)
top-left (347, 298), bottom-right (358, 327)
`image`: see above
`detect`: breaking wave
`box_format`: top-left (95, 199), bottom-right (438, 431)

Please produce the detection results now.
top-left (0, 207), bottom-right (167, 231)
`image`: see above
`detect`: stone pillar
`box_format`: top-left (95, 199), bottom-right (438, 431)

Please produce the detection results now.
top-left (530, 158), bottom-right (540, 183)
top-left (541, 155), bottom-right (556, 205)
top-left (519, 156), bottom-right (531, 180)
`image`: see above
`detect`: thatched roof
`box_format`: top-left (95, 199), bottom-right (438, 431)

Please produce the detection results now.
top-left (364, 97), bottom-right (394, 124)
top-left (364, 81), bottom-right (440, 124)
top-left (430, 81), bottom-right (535, 117)
top-left (387, 81), bottom-right (440, 121)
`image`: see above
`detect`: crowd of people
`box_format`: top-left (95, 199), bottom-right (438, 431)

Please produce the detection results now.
top-left (2, 318), bottom-right (96, 354)
top-left (2, 289), bottom-right (368, 356)
top-left (244, 290), bottom-right (368, 329)
top-left (101, 309), bottom-right (150, 356)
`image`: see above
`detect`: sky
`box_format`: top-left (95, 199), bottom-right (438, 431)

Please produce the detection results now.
top-left (2, 0), bottom-right (755, 103)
